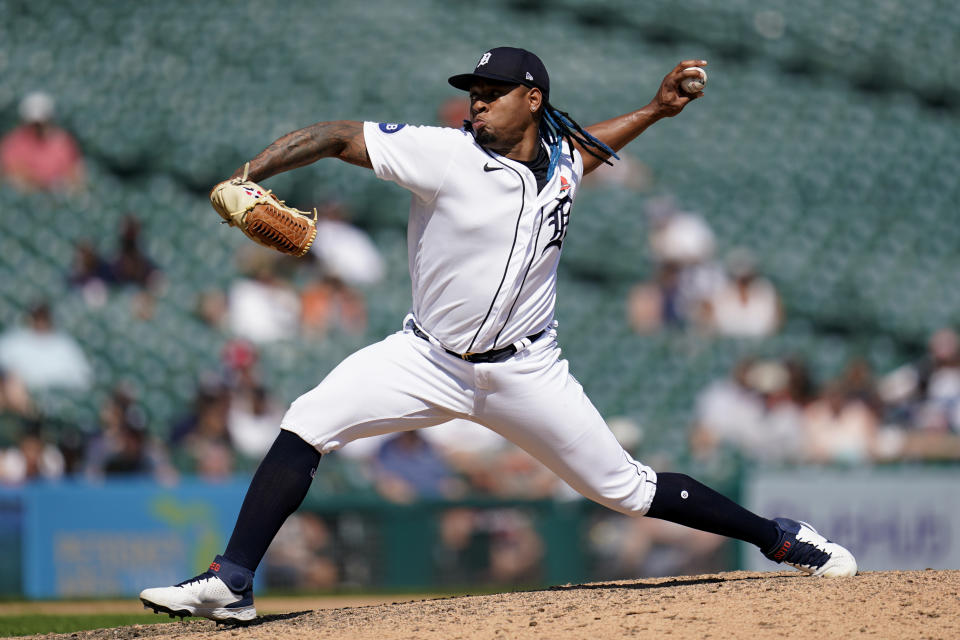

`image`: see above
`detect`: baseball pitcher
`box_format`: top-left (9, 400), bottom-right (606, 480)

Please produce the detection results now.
top-left (141, 47), bottom-right (856, 623)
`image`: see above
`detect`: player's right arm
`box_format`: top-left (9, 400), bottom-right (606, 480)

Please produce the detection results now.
top-left (229, 120), bottom-right (372, 182)
top-left (577, 60), bottom-right (706, 175)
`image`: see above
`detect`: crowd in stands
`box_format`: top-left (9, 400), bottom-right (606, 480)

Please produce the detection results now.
top-left (690, 327), bottom-right (960, 466)
top-left (1, 88), bottom-right (959, 486)
top-left (0, 92), bottom-right (380, 491)
top-left (1, 89), bottom-right (959, 589)
top-left (67, 214), bottom-right (165, 318)
top-left (3, 316), bottom-right (959, 586)
top-left (197, 209), bottom-right (378, 344)
top-left (628, 196), bottom-right (782, 337)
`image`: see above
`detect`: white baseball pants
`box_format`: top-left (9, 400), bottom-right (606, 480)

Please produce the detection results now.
top-left (281, 326), bottom-right (658, 516)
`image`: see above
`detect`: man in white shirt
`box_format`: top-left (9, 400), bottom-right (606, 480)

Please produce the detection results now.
top-left (141, 47), bottom-right (855, 623)
top-left (0, 302), bottom-right (92, 391)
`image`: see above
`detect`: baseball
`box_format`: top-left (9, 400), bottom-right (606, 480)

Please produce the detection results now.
top-left (680, 66), bottom-right (707, 94)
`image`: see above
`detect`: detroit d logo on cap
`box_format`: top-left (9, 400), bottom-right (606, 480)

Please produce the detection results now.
top-left (477, 52), bottom-right (492, 67)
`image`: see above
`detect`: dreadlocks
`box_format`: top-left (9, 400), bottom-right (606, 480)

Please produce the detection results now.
top-left (541, 104), bottom-right (619, 180)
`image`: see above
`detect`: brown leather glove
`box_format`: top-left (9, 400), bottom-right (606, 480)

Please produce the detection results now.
top-left (209, 163), bottom-right (317, 257)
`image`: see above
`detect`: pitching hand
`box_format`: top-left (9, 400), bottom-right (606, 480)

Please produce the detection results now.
top-left (650, 59), bottom-right (707, 117)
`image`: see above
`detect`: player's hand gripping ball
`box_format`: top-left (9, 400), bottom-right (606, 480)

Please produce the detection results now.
top-left (209, 163), bottom-right (317, 257)
top-left (680, 66), bottom-right (707, 95)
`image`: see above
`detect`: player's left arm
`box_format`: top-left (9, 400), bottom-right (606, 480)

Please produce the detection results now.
top-left (577, 59), bottom-right (707, 175)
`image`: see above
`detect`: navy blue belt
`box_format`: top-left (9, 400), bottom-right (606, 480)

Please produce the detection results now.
top-left (411, 324), bottom-right (545, 363)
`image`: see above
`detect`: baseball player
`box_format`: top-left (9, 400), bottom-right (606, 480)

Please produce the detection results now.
top-left (140, 47), bottom-right (857, 623)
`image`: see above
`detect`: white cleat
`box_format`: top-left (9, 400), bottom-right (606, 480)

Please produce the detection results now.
top-left (139, 556), bottom-right (256, 624)
top-left (765, 518), bottom-right (858, 578)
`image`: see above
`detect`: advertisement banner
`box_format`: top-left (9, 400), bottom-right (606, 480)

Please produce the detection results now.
top-left (21, 479), bottom-right (247, 598)
top-left (742, 467), bottom-right (960, 572)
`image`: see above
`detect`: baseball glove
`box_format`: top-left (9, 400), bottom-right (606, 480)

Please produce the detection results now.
top-left (209, 163), bottom-right (317, 257)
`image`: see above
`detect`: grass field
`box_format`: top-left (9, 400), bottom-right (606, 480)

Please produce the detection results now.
top-left (0, 593), bottom-right (449, 638)
top-left (0, 613), bottom-right (167, 637)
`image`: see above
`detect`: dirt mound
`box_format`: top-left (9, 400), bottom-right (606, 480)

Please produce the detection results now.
top-left (27, 570), bottom-right (960, 640)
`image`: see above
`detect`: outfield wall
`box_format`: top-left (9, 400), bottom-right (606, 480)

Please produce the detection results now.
top-left (0, 466), bottom-right (957, 598)
top-left (741, 467), bottom-right (960, 572)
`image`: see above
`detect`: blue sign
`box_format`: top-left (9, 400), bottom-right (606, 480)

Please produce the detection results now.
top-left (20, 479), bottom-right (248, 598)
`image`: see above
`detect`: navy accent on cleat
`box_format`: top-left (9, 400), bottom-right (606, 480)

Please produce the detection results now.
top-left (764, 517), bottom-right (857, 578)
top-left (138, 554), bottom-right (257, 622)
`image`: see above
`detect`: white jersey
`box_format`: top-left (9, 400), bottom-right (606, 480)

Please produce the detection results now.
top-left (363, 121), bottom-right (583, 355)
top-left (280, 122), bottom-right (658, 522)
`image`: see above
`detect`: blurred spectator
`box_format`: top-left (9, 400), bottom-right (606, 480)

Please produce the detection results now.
top-left (701, 249), bottom-right (782, 337)
top-left (341, 419), bottom-right (570, 585)
top-left (170, 377), bottom-right (235, 478)
top-left (217, 340), bottom-right (289, 466)
top-left (56, 424), bottom-right (88, 476)
top-left (588, 513), bottom-right (727, 579)
top-left (690, 358), bottom-right (761, 460)
top-left (228, 249), bottom-right (300, 344)
top-left (478, 446), bottom-right (562, 500)
top-left (358, 422), bottom-right (546, 585)
top-left (0, 91), bottom-right (85, 193)
top-left (0, 367), bottom-right (32, 417)
top-left (0, 424), bottom-right (65, 485)
top-left (170, 379), bottom-right (231, 447)
top-left (877, 327), bottom-right (960, 460)
top-left (784, 356), bottom-right (815, 407)
top-left (220, 339), bottom-right (264, 401)
top-left (300, 274), bottom-right (367, 338)
top-left (110, 215), bottom-right (163, 290)
top-left (0, 301), bottom-right (93, 391)
top-left (649, 198), bottom-right (726, 317)
top-left (425, 420), bottom-right (556, 585)
top-left (880, 327), bottom-right (960, 433)
top-left (227, 385), bottom-right (283, 460)
top-left (803, 380), bottom-right (880, 465)
top-left (309, 201), bottom-right (384, 286)
top-left (372, 430), bottom-right (466, 503)
top-left (833, 357), bottom-right (884, 415)
top-left (67, 240), bottom-right (112, 308)
top-left (195, 289), bottom-right (229, 331)
top-left (264, 512), bottom-right (339, 590)
top-left (647, 196), bottom-right (716, 267)
top-left (691, 358), bottom-right (805, 464)
top-left (422, 419), bottom-right (562, 500)
top-left (628, 196), bottom-right (724, 332)
top-left (921, 330), bottom-right (960, 432)
top-left (85, 387), bottom-right (176, 483)
top-left (189, 439), bottom-right (236, 481)
top-left (628, 263), bottom-right (685, 332)
top-left (481, 509), bottom-right (545, 584)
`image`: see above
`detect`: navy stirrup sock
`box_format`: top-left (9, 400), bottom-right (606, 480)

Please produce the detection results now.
top-left (223, 429), bottom-right (321, 572)
top-left (645, 472), bottom-right (780, 552)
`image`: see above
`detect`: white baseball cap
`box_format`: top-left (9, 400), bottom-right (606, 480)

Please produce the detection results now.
top-left (19, 91), bottom-right (55, 123)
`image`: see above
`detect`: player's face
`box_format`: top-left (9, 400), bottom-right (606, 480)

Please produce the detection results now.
top-left (468, 81), bottom-right (536, 151)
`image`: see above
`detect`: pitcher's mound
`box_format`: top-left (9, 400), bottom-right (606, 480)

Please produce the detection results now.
top-left (42, 570), bottom-right (960, 640)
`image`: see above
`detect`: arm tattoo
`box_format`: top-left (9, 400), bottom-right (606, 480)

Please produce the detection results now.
top-left (234, 120), bottom-right (370, 181)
